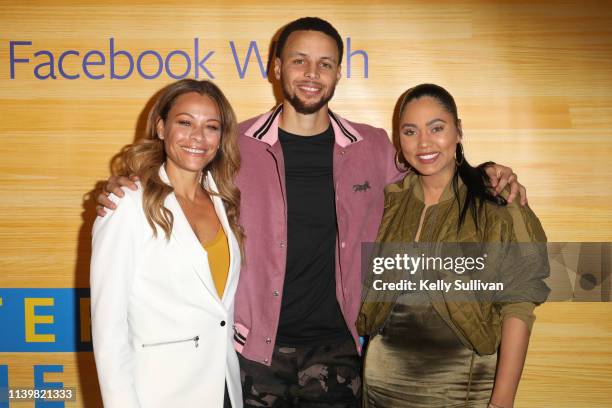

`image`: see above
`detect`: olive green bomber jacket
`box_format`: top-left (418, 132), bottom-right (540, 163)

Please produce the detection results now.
top-left (357, 173), bottom-right (551, 355)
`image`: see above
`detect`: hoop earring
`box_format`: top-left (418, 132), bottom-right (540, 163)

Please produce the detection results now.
top-left (395, 150), bottom-right (411, 172)
top-left (455, 142), bottom-right (465, 166)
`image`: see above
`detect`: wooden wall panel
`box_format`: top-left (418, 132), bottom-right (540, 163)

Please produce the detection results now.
top-left (1, 0), bottom-right (611, 406)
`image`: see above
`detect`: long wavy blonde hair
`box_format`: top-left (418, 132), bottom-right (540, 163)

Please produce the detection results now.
top-left (119, 79), bottom-right (243, 250)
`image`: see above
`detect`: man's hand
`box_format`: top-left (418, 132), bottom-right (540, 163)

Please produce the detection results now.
top-left (96, 175), bottom-right (139, 217)
top-left (482, 163), bottom-right (527, 206)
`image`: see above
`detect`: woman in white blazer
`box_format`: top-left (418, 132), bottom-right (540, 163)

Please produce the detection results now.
top-left (90, 79), bottom-right (243, 408)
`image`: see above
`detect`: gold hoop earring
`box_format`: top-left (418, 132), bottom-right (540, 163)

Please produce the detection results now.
top-left (395, 150), bottom-right (411, 172)
top-left (455, 142), bottom-right (465, 166)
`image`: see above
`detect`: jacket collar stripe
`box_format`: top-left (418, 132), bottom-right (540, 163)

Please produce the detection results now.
top-left (253, 105), bottom-right (283, 140)
top-left (329, 110), bottom-right (357, 143)
top-left (245, 104), bottom-right (363, 146)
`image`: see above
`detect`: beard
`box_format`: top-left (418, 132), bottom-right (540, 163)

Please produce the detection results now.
top-left (282, 79), bottom-right (336, 115)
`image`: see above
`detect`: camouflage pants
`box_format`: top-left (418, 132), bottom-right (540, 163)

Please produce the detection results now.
top-left (239, 338), bottom-right (362, 407)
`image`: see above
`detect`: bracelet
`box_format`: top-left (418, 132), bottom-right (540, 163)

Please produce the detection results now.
top-left (488, 403), bottom-right (506, 408)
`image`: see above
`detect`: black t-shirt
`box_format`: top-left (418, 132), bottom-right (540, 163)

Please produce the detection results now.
top-left (275, 125), bottom-right (351, 346)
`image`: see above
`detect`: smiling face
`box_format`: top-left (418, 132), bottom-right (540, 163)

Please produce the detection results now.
top-left (274, 30), bottom-right (341, 114)
top-left (156, 91), bottom-right (222, 178)
top-left (399, 96), bottom-right (462, 180)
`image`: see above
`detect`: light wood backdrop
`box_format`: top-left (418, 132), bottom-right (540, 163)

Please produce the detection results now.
top-left (1, 0), bottom-right (611, 406)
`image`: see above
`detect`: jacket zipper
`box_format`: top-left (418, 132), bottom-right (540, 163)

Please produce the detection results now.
top-left (377, 204), bottom-right (434, 336)
top-left (142, 336), bottom-right (199, 348)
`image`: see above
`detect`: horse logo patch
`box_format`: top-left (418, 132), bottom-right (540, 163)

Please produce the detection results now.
top-left (353, 181), bottom-right (371, 192)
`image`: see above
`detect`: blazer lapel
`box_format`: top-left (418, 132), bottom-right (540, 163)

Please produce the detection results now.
top-left (204, 173), bottom-right (241, 310)
top-left (159, 166), bottom-right (221, 302)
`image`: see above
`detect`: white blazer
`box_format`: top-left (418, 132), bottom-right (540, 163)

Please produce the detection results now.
top-left (90, 165), bottom-right (243, 408)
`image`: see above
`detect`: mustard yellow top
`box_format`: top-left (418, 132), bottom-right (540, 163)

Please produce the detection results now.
top-left (203, 226), bottom-right (230, 298)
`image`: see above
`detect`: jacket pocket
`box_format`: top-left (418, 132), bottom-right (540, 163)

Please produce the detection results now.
top-left (142, 335), bottom-right (199, 349)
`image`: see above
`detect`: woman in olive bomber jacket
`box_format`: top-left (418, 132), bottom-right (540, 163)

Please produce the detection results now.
top-left (357, 84), bottom-right (549, 408)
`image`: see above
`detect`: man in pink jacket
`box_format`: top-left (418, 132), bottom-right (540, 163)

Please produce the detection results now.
top-left (99, 17), bottom-right (525, 408)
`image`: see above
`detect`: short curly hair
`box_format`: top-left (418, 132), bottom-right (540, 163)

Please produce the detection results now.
top-left (275, 17), bottom-right (344, 64)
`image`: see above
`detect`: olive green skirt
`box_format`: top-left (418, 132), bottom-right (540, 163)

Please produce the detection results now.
top-left (363, 292), bottom-right (497, 408)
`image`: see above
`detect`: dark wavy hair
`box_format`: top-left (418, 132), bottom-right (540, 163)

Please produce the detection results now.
top-left (395, 83), bottom-right (506, 229)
